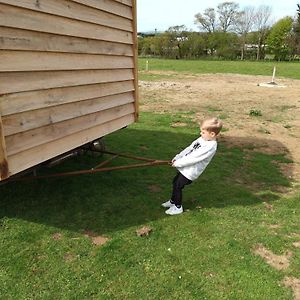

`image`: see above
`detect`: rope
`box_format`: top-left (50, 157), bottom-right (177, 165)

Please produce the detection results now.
top-left (7, 151), bottom-right (170, 182)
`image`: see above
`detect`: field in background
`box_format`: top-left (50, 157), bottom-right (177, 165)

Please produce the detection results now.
top-left (1, 59), bottom-right (300, 299)
top-left (139, 58), bottom-right (300, 80)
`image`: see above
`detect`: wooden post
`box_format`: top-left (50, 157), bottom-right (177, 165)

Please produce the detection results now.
top-left (271, 66), bottom-right (276, 83)
top-left (0, 114), bottom-right (9, 180)
top-left (132, 0), bottom-right (139, 121)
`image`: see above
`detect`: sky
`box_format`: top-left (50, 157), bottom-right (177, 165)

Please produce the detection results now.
top-left (137, 0), bottom-right (299, 32)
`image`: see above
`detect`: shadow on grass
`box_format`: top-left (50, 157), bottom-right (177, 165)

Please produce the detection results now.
top-left (0, 127), bottom-right (294, 236)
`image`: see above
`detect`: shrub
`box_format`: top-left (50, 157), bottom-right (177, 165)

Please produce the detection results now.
top-left (249, 109), bottom-right (262, 116)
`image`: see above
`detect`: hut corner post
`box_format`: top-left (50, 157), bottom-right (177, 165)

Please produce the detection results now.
top-left (132, 0), bottom-right (139, 121)
top-left (0, 113), bottom-right (9, 180)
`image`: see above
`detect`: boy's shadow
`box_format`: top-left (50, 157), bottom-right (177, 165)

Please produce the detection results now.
top-left (186, 135), bottom-right (294, 210)
top-left (0, 129), bottom-right (294, 236)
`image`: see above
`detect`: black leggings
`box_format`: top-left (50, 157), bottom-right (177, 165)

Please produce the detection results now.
top-left (171, 172), bottom-right (192, 206)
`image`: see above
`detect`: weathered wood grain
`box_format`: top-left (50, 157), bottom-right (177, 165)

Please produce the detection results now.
top-left (0, 4), bottom-right (133, 44)
top-left (0, 50), bottom-right (134, 72)
top-left (1, 81), bottom-right (135, 116)
top-left (71, 0), bottom-right (133, 18)
top-left (1, 0), bottom-right (133, 31)
top-left (7, 114), bottom-right (135, 174)
top-left (0, 27), bottom-right (133, 56)
top-left (3, 92), bottom-right (134, 136)
top-left (0, 69), bottom-right (134, 94)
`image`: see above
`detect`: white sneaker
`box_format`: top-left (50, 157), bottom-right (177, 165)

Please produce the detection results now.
top-left (165, 205), bottom-right (183, 215)
top-left (161, 200), bottom-right (174, 208)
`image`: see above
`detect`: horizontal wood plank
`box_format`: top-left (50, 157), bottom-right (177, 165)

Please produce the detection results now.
top-left (0, 27), bottom-right (133, 56)
top-left (1, 81), bottom-right (135, 116)
top-left (0, 50), bottom-right (134, 72)
top-left (114, 0), bottom-right (132, 7)
top-left (0, 4), bottom-right (133, 44)
top-left (6, 104), bottom-right (135, 156)
top-left (1, 0), bottom-right (133, 32)
top-left (7, 114), bottom-right (135, 175)
top-left (0, 69), bottom-right (134, 94)
top-left (71, 0), bottom-right (133, 19)
top-left (3, 92), bottom-right (134, 136)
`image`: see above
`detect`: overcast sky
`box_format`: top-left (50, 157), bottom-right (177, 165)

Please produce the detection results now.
top-left (137, 0), bottom-right (299, 32)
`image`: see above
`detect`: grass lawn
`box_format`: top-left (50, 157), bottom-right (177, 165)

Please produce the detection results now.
top-left (0, 112), bottom-right (299, 299)
top-left (139, 58), bottom-right (300, 80)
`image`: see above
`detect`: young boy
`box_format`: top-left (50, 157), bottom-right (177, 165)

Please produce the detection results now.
top-left (162, 117), bottom-right (223, 215)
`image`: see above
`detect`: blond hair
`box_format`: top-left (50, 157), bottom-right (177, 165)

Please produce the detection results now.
top-left (201, 117), bottom-right (223, 135)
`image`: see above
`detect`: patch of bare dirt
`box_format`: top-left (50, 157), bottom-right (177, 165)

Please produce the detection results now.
top-left (148, 184), bottom-right (162, 193)
top-left (287, 233), bottom-right (300, 239)
top-left (52, 233), bottom-right (62, 240)
top-left (253, 244), bottom-right (292, 270)
top-left (140, 145), bottom-right (149, 151)
top-left (263, 202), bottom-right (274, 211)
top-left (293, 242), bottom-right (300, 248)
top-left (64, 252), bottom-right (77, 262)
top-left (136, 226), bottom-right (152, 237)
top-left (268, 224), bottom-right (282, 229)
top-left (283, 277), bottom-right (300, 300)
top-left (171, 122), bottom-right (187, 127)
top-left (91, 236), bottom-right (110, 246)
top-left (260, 223), bottom-right (282, 235)
top-left (83, 230), bottom-right (110, 246)
top-left (139, 72), bottom-right (300, 182)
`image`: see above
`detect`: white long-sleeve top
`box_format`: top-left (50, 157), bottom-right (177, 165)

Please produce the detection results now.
top-left (173, 137), bottom-right (217, 181)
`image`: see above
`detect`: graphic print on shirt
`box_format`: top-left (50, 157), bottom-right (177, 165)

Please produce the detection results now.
top-left (185, 142), bottom-right (201, 156)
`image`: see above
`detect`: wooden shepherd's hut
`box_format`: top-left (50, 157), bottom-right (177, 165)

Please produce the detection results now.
top-left (0, 0), bottom-right (138, 181)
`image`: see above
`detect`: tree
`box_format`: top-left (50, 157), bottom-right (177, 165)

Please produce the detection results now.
top-left (138, 36), bottom-right (152, 56)
top-left (235, 6), bottom-right (256, 60)
top-left (292, 4), bottom-right (300, 56)
top-left (296, 3), bottom-right (300, 35)
top-left (194, 8), bottom-right (217, 33)
top-left (253, 5), bottom-right (272, 60)
top-left (195, 2), bottom-right (240, 33)
top-left (165, 25), bottom-right (189, 59)
top-left (214, 31), bottom-right (239, 58)
top-left (267, 17), bottom-right (293, 60)
top-left (194, 2), bottom-right (241, 57)
top-left (194, 8), bottom-right (218, 55)
top-left (217, 2), bottom-right (240, 32)
top-left (182, 32), bottom-right (206, 59)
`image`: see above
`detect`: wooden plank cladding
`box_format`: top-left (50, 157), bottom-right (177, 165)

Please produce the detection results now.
top-left (1, 81), bottom-right (135, 116)
top-left (1, 0), bottom-right (133, 31)
top-left (0, 0), bottom-right (138, 180)
top-left (3, 92), bottom-right (135, 136)
top-left (6, 103), bottom-right (135, 156)
top-left (0, 69), bottom-right (134, 95)
top-left (8, 114), bottom-right (135, 175)
top-left (114, 0), bottom-right (133, 7)
top-left (0, 51), bottom-right (134, 72)
top-left (72, 0), bottom-right (133, 18)
top-left (0, 27), bottom-right (134, 56)
top-left (0, 4), bottom-right (133, 44)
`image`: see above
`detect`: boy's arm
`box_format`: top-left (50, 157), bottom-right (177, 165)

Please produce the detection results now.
top-left (173, 144), bottom-right (216, 168)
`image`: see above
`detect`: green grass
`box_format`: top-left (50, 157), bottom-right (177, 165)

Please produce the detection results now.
top-left (139, 58), bottom-right (300, 80)
top-left (0, 112), bottom-right (299, 299)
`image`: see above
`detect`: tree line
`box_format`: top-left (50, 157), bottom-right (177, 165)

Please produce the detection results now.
top-left (138, 2), bottom-right (300, 61)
